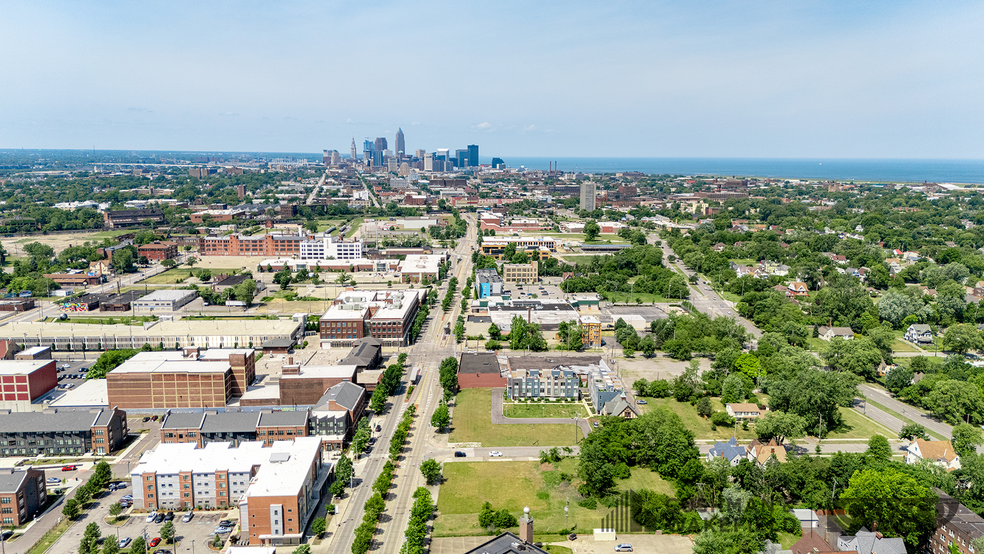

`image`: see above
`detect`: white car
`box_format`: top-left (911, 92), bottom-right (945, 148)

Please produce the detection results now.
top-left (146, 511), bottom-right (158, 522)
top-left (615, 544), bottom-right (633, 552)
top-left (489, 451), bottom-right (503, 457)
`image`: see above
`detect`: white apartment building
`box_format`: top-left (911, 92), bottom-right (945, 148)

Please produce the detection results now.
top-left (298, 236), bottom-right (363, 261)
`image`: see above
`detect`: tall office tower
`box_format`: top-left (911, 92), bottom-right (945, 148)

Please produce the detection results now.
top-left (395, 128), bottom-right (405, 155)
top-left (414, 149), bottom-right (426, 159)
top-left (322, 150), bottom-right (330, 165)
top-left (375, 137), bottom-right (387, 152)
top-left (350, 138), bottom-right (357, 160)
top-left (424, 153), bottom-right (435, 171)
top-left (455, 149), bottom-right (468, 168)
top-left (491, 157), bottom-right (504, 169)
top-left (330, 151), bottom-right (341, 165)
top-left (467, 145), bottom-right (479, 167)
top-left (363, 139), bottom-right (374, 162)
top-left (580, 180), bottom-right (597, 212)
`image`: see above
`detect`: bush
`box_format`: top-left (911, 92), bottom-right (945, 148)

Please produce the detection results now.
top-left (577, 497), bottom-right (597, 509)
top-left (711, 411), bottom-right (734, 427)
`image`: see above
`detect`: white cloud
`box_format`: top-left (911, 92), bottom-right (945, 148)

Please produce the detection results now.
top-left (522, 124), bottom-right (537, 132)
top-left (219, 111), bottom-right (238, 117)
top-left (476, 121), bottom-right (492, 129)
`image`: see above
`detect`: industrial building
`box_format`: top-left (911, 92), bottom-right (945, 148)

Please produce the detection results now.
top-left (132, 289), bottom-right (198, 314)
top-left (457, 352), bottom-right (506, 389)
top-left (0, 359), bottom-right (58, 411)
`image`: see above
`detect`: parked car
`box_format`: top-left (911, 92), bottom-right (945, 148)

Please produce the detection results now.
top-left (146, 512), bottom-right (158, 523)
top-left (615, 544), bottom-right (633, 552)
top-left (593, 422), bottom-right (599, 428)
top-left (143, 416), bottom-right (150, 422)
top-left (636, 399), bottom-right (647, 405)
top-left (61, 465), bottom-right (78, 471)
top-left (121, 494), bottom-right (133, 501)
top-left (454, 451), bottom-right (467, 457)
top-left (154, 512), bottom-right (165, 523)
top-left (115, 482), bottom-right (127, 489)
top-left (119, 500), bottom-right (131, 508)
top-left (219, 520), bottom-right (235, 527)
top-left (164, 511), bottom-right (175, 522)
top-left (118, 537), bottom-right (132, 548)
top-left (489, 451), bottom-right (503, 457)
top-left (568, 533), bottom-right (577, 541)
top-left (182, 512), bottom-right (194, 523)
top-left (149, 538), bottom-right (161, 548)
top-left (46, 477), bottom-right (61, 484)
top-left (154, 550), bottom-right (172, 554)
top-left (213, 526), bottom-right (232, 535)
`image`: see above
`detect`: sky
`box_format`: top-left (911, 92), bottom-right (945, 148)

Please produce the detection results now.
top-left (1, 1), bottom-right (982, 159)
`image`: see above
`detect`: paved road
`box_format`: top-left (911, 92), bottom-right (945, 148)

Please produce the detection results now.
top-left (305, 170), bottom-right (328, 205)
top-left (859, 383), bottom-right (957, 441)
top-left (490, 387), bottom-right (593, 437)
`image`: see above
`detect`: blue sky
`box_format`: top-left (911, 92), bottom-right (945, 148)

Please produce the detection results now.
top-left (1, 1), bottom-right (982, 158)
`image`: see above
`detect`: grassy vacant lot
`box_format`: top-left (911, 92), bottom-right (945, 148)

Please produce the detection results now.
top-left (503, 403), bottom-right (588, 419)
top-left (640, 397), bottom-right (758, 440)
top-left (562, 255), bottom-right (606, 266)
top-left (450, 389), bottom-right (583, 447)
top-left (435, 458), bottom-right (673, 538)
top-left (603, 292), bottom-right (668, 304)
top-left (141, 267), bottom-right (241, 284)
top-left (345, 217), bottom-right (365, 238)
top-left (826, 407), bottom-right (896, 439)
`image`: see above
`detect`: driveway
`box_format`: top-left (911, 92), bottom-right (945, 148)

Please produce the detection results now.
top-left (491, 388), bottom-right (593, 436)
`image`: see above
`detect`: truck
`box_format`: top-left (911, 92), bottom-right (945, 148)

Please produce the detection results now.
top-left (409, 366), bottom-right (421, 386)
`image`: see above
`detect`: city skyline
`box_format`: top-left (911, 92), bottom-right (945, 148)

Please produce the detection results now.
top-left (1, 1), bottom-right (981, 159)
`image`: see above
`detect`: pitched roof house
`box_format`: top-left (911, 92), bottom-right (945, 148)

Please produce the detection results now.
top-left (707, 437), bottom-right (746, 466)
top-left (906, 439), bottom-right (960, 470)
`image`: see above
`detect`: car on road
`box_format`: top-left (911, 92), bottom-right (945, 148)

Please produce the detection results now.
top-left (614, 544), bottom-right (633, 552)
top-left (454, 451), bottom-right (466, 457)
top-left (61, 465), bottom-right (78, 471)
top-left (147, 512), bottom-right (158, 523)
top-left (118, 537), bottom-right (132, 548)
top-left (149, 538), bottom-right (161, 548)
top-left (182, 512), bottom-right (194, 523)
top-left (637, 399), bottom-right (647, 405)
top-left (154, 550), bottom-right (172, 554)
top-left (489, 451), bottom-right (503, 457)
top-left (46, 477), bottom-right (61, 484)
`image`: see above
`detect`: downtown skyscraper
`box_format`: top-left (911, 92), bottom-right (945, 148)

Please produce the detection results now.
top-left (395, 128), bottom-right (405, 155)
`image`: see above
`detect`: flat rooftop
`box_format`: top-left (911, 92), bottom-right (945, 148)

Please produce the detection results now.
top-left (112, 352), bottom-right (231, 375)
top-left (136, 289), bottom-right (197, 302)
top-left (459, 352), bottom-right (502, 375)
top-left (49, 379), bottom-right (109, 408)
top-left (0, 360), bottom-right (51, 375)
top-left (0, 319), bottom-right (301, 340)
top-left (282, 365), bottom-right (357, 380)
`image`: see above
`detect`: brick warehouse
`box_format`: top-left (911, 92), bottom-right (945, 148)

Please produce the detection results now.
top-left (457, 352), bottom-right (506, 389)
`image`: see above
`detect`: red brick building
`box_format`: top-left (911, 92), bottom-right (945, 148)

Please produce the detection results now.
top-left (0, 360), bottom-right (57, 403)
top-left (457, 352), bottom-right (506, 389)
top-left (137, 241), bottom-right (178, 261)
top-left (200, 233), bottom-right (303, 257)
top-left (0, 467), bottom-right (46, 526)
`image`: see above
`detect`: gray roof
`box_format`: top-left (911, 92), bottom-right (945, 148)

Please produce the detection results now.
top-left (909, 323), bottom-right (932, 333)
top-left (257, 411), bottom-right (308, 427)
top-left (316, 381), bottom-right (365, 412)
top-left (0, 468), bottom-right (30, 493)
top-left (708, 437), bottom-right (746, 461)
top-left (459, 352), bottom-right (501, 375)
top-left (200, 412), bottom-right (260, 433)
top-left (602, 397), bottom-right (637, 417)
top-left (162, 412), bottom-right (207, 430)
top-left (843, 527), bottom-right (906, 554)
top-left (341, 338), bottom-right (381, 367)
top-left (0, 409), bottom-right (107, 433)
top-left (262, 338), bottom-right (295, 348)
top-left (463, 533), bottom-right (548, 554)
top-left (214, 274), bottom-right (251, 287)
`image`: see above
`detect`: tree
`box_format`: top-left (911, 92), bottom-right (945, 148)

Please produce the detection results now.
top-left (293, 545), bottom-right (311, 554)
top-left (754, 411), bottom-right (806, 444)
top-left (161, 258), bottom-right (176, 268)
top-left (734, 353), bottom-right (762, 382)
top-left (943, 324), bottom-right (984, 354)
top-left (488, 323), bottom-right (501, 341)
top-left (113, 247), bottom-right (137, 273)
top-left (767, 368), bottom-right (860, 436)
top-left (878, 288), bottom-right (930, 328)
top-left (420, 459), bottom-right (442, 485)
top-left (692, 529), bottom-right (762, 554)
top-left (62, 498), bottom-right (80, 519)
top-left (74, 483), bottom-right (92, 505)
top-left (898, 423), bottom-right (930, 442)
top-left (886, 364), bottom-right (915, 394)
top-left (103, 537), bottom-right (120, 554)
top-left (839, 468), bottom-right (937, 547)
top-left (926, 380), bottom-right (984, 425)
top-left (91, 461), bottom-right (112, 489)
top-left (952, 423), bottom-right (984, 457)
top-left (584, 221), bottom-right (600, 241)
top-left (721, 373), bottom-right (747, 403)
top-left (431, 402), bottom-right (450, 431)
top-left (186, 256), bottom-right (199, 268)
top-left (130, 536), bottom-right (146, 554)
top-left (311, 516), bottom-right (327, 537)
top-left (866, 435), bottom-right (892, 462)
top-left (160, 521), bottom-right (175, 544)
top-left (696, 396), bottom-right (712, 418)
top-left (109, 501), bottom-right (124, 520)
top-left (233, 279), bottom-right (258, 307)
top-left (820, 337), bottom-right (883, 379)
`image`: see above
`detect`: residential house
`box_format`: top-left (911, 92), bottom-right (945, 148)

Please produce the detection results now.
top-left (790, 531), bottom-right (834, 554)
top-left (818, 326), bottom-right (855, 341)
top-left (600, 393), bottom-right (638, 419)
top-left (726, 403), bottom-right (765, 422)
top-left (906, 439), bottom-right (961, 470)
top-left (904, 323), bottom-right (934, 345)
top-left (747, 438), bottom-right (787, 466)
top-left (712, 243), bottom-right (726, 252)
top-left (836, 526), bottom-right (906, 554)
top-left (707, 437), bottom-right (746, 466)
top-left (787, 282), bottom-right (809, 296)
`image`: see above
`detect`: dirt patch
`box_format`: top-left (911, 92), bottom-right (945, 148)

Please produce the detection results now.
top-left (619, 355), bottom-right (711, 384)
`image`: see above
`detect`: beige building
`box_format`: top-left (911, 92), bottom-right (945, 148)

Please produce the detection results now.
top-left (503, 261), bottom-right (538, 284)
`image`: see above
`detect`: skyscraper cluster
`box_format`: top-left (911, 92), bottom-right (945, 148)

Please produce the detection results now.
top-left (330, 127), bottom-right (482, 173)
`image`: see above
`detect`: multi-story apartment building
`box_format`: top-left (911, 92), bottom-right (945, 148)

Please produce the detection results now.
top-left (161, 411), bottom-right (309, 447)
top-left (507, 368), bottom-right (579, 400)
top-left (931, 492), bottom-right (984, 554)
top-left (475, 269), bottom-right (503, 298)
top-left (200, 233), bottom-right (303, 258)
top-left (579, 316), bottom-right (601, 348)
top-left (298, 236), bottom-right (363, 261)
top-left (0, 408), bottom-right (128, 456)
top-left (137, 241), bottom-right (178, 261)
top-left (107, 349), bottom-right (256, 410)
top-left (502, 261), bottom-right (538, 284)
top-left (0, 467), bottom-right (46, 526)
top-left (131, 437), bottom-right (330, 546)
top-left (309, 381), bottom-right (366, 451)
top-left (319, 290), bottom-right (422, 347)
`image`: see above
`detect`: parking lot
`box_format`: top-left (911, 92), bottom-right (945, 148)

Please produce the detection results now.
top-left (53, 359), bottom-right (94, 391)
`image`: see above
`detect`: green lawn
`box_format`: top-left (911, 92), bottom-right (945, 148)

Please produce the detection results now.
top-left (435, 458), bottom-right (672, 538)
top-left (45, 316), bottom-right (152, 326)
top-left (450, 389), bottom-right (583, 447)
top-left (562, 255), bottom-right (606, 266)
top-left (640, 397), bottom-right (757, 440)
top-left (891, 340), bottom-right (920, 353)
top-left (827, 407), bottom-right (896, 439)
top-left (503, 403), bottom-right (588, 419)
top-left (345, 217), bottom-right (365, 238)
